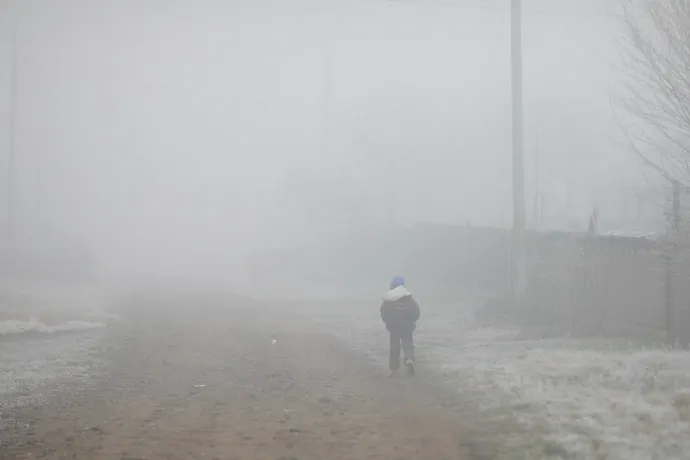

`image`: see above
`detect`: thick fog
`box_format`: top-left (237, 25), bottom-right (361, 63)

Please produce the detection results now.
top-left (0, 0), bottom-right (646, 284)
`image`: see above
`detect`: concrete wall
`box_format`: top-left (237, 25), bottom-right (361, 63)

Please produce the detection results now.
top-left (521, 232), bottom-right (667, 341)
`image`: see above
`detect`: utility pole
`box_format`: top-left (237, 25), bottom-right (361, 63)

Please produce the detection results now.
top-left (321, 11), bottom-right (333, 164)
top-left (533, 133), bottom-right (539, 229)
top-left (7, 27), bottom-right (16, 246)
top-left (511, 0), bottom-right (526, 300)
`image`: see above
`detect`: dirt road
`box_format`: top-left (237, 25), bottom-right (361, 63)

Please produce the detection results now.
top-left (1, 297), bottom-right (474, 460)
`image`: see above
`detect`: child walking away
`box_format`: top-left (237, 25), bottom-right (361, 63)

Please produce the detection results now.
top-left (380, 276), bottom-right (420, 376)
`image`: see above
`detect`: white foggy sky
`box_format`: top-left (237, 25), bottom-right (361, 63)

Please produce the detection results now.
top-left (0, 0), bottom-right (647, 280)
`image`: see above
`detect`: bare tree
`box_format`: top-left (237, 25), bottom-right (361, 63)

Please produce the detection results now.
top-left (617, 0), bottom-right (690, 184)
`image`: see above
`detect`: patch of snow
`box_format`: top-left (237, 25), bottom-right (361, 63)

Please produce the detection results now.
top-left (0, 317), bottom-right (105, 335)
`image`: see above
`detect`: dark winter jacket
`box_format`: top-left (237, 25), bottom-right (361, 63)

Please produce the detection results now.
top-left (380, 286), bottom-right (421, 333)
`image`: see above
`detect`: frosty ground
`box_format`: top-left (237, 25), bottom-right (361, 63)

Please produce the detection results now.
top-left (0, 281), bottom-right (114, 421)
top-left (1, 287), bottom-right (689, 459)
top-left (1, 293), bottom-right (475, 460)
top-left (297, 299), bottom-right (690, 460)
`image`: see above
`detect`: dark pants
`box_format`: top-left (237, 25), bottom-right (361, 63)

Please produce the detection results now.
top-left (389, 329), bottom-right (414, 371)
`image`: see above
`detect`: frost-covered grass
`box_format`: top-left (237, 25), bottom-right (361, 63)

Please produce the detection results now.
top-left (294, 299), bottom-right (690, 460)
top-left (433, 336), bottom-right (690, 459)
top-left (0, 332), bottom-right (106, 419)
top-left (0, 280), bottom-right (113, 426)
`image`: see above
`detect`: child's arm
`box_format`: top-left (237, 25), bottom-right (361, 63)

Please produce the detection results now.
top-left (380, 302), bottom-right (391, 330)
top-left (410, 297), bottom-right (420, 322)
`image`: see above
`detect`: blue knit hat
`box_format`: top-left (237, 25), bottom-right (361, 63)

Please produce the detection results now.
top-left (390, 276), bottom-right (405, 289)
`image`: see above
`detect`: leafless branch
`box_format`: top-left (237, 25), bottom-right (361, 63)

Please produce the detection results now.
top-left (616, 0), bottom-right (690, 184)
